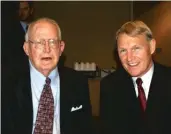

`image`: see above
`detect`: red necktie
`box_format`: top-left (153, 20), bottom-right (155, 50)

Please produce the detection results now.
top-left (136, 78), bottom-right (146, 111)
top-left (34, 77), bottom-right (54, 134)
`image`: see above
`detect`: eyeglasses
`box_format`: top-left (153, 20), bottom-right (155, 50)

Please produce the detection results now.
top-left (28, 39), bottom-right (61, 49)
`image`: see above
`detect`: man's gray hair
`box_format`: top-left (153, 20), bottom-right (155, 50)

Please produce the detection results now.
top-left (25, 17), bottom-right (62, 41)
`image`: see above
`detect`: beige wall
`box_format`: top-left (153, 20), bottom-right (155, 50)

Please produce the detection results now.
top-left (33, 1), bottom-right (132, 68)
top-left (136, 2), bottom-right (171, 67)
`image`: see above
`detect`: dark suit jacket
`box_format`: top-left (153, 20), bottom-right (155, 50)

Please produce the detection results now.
top-left (8, 66), bottom-right (94, 134)
top-left (2, 9), bottom-right (27, 70)
top-left (100, 63), bottom-right (171, 134)
top-left (2, 1), bottom-right (28, 88)
top-left (2, 3), bottom-right (29, 133)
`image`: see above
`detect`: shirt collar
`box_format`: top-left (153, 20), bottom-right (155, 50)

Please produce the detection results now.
top-left (20, 21), bottom-right (27, 32)
top-left (29, 60), bottom-right (59, 86)
top-left (132, 63), bottom-right (154, 86)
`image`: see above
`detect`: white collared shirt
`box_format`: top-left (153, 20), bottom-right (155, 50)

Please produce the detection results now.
top-left (132, 63), bottom-right (154, 99)
top-left (29, 61), bottom-right (60, 134)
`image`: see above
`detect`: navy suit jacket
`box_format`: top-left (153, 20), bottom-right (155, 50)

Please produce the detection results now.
top-left (100, 62), bottom-right (171, 134)
top-left (6, 66), bottom-right (94, 134)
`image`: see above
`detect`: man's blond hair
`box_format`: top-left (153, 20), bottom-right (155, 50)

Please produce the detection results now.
top-left (116, 20), bottom-right (153, 41)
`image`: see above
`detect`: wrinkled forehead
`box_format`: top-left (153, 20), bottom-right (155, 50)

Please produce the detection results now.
top-left (117, 33), bottom-right (148, 48)
top-left (118, 33), bottom-right (147, 41)
top-left (29, 21), bottom-right (59, 40)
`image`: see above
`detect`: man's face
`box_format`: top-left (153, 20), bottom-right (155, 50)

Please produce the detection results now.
top-left (19, 2), bottom-right (32, 21)
top-left (117, 33), bottom-right (156, 77)
top-left (23, 21), bottom-right (65, 76)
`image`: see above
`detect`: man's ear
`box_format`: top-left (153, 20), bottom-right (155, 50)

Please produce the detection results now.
top-left (59, 41), bottom-right (65, 56)
top-left (150, 39), bottom-right (156, 54)
top-left (23, 42), bottom-right (29, 56)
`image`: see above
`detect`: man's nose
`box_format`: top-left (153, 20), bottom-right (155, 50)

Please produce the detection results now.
top-left (43, 41), bottom-right (51, 53)
top-left (127, 51), bottom-right (134, 62)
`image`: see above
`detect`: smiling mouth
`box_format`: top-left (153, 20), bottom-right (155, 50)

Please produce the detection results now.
top-left (127, 62), bottom-right (139, 67)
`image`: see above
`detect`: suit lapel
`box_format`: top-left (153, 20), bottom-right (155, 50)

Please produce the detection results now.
top-left (120, 69), bottom-right (143, 116)
top-left (58, 67), bottom-right (71, 134)
top-left (121, 69), bottom-right (138, 102)
top-left (146, 63), bottom-right (163, 113)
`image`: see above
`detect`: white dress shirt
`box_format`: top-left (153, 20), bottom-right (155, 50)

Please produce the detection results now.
top-left (29, 61), bottom-right (60, 134)
top-left (132, 63), bottom-right (154, 100)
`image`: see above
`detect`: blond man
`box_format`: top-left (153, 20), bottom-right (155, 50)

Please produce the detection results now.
top-left (100, 20), bottom-right (171, 134)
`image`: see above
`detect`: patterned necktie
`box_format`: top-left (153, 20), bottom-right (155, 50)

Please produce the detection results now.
top-left (136, 78), bottom-right (146, 111)
top-left (34, 77), bottom-right (54, 134)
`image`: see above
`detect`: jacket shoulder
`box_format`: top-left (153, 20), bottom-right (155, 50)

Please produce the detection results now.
top-left (101, 67), bottom-right (126, 84)
top-left (59, 66), bottom-right (85, 77)
top-left (154, 62), bottom-right (171, 76)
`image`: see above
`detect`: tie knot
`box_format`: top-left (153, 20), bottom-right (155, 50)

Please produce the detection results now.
top-left (45, 77), bottom-right (51, 85)
top-left (136, 78), bottom-right (143, 87)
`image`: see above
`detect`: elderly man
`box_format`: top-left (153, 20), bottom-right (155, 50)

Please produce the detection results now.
top-left (100, 20), bottom-right (171, 134)
top-left (10, 17), bottom-right (94, 134)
